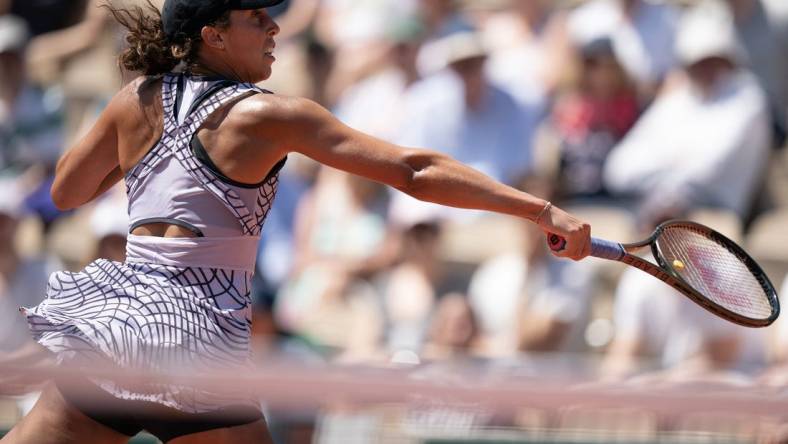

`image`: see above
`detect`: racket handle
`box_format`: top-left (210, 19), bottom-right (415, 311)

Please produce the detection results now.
top-left (590, 237), bottom-right (626, 260)
top-left (548, 235), bottom-right (626, 260)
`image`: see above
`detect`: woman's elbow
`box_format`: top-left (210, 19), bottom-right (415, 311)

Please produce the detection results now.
top-left (51, 156), bottom-right (77, 210)
top-left (396, 149), bottom-right (445, 198)
top-left (50, 182), bottom-right (79, 211)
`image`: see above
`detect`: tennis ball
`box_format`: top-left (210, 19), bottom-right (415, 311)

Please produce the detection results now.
top-left (673, 259), bottom-right (685, 270)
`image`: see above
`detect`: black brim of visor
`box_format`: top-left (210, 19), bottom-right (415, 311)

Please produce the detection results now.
top-left (232, 0), bottom-right (287, 8)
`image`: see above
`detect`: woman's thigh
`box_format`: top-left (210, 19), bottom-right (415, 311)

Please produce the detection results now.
top-left (167, 418), bottom-right (274, 444)
top-left (0, 383), bottom-right (131, 444)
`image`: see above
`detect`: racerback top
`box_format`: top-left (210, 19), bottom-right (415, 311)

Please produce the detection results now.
top-left (123, 74), bottom-right (285, 271)
top-left (125, 74), bottom-right (286, 272)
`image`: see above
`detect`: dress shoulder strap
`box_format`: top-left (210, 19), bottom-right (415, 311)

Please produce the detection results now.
top-left (125, 74), bottom-right (182, 196)
top-left (161, 74), bottom-right (181, 133)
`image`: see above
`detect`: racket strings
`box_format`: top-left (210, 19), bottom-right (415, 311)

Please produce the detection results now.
top-left (658, 227), bottom-right (772, 320)
top-left (662, 234), bottom-right (716, 303)
top-left (676, 232), bottom-right (769, 318)
top-left (661, 228), bottom-right (770, 318)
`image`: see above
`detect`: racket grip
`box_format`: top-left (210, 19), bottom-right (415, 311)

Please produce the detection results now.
top-left (548, 235), bottom-right (625, 260)
top-left (590, 237), bottom-right (626, 260)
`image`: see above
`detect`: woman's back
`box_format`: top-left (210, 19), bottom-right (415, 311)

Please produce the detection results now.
top-left (124, 74), bottom-right (285, 240)
top-left (102, 72), bottom-right (287, 242)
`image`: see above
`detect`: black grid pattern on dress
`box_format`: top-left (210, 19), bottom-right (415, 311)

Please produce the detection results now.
top-left (24, 259), bottom-right (257, 412)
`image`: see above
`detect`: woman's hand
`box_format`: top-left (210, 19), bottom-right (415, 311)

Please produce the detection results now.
top-left (536, 203), bottom-right (591, 261)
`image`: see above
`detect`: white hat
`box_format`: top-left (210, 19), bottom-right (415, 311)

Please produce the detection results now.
top-left (676, 3), bottom-right (743, 66)
top-left (387, 193), bottom-right (445, 229)
top-left (419, 30), bottom-right (488, 74)
top-left (0, 15), bottom-right (29, 53)
top-left (0, 179), bottom-right (24, 218)
top-left (438, 31), bottom-right (488, 66)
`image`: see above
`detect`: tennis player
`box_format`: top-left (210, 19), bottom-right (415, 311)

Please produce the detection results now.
top-left (3, 1), bottom-right (590, 443)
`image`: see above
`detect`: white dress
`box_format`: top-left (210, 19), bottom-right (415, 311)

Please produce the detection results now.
top-left (22, 73), bottom-right (285, 413)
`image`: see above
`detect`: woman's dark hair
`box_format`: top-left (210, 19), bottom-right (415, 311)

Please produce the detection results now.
top-left (102, 1), bottom-right (230, 75)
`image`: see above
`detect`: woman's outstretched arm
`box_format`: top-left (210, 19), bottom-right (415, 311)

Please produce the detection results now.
top-left (249, 95), bottom-right (591, 260)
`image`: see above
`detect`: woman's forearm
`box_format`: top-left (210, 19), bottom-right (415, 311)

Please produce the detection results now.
top-left (259, 97), bottom-right (552, 226)
top-left (398, 149), bottom-right (548, 221)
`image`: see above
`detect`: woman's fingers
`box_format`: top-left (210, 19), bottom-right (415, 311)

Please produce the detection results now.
top-left (537, 205), bottom-right (591, 261)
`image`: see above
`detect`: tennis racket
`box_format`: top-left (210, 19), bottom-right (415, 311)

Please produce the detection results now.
top-left (549, 220), bottom-right (779, 327)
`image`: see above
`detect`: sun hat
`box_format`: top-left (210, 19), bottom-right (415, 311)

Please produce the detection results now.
top-left (675, 3), bottom-right (743, 66)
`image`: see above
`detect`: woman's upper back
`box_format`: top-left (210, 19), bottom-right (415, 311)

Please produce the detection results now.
top-left (119, 73), bottom-right (286, 238)
top-left (117, 74), bottom-right (283, 187)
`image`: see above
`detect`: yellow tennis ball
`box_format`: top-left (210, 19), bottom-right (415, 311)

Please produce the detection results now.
top-left (673, 259), bottom-right (685, 270)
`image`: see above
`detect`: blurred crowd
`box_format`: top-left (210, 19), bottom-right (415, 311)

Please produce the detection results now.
top-left (2, 0), bottom-right (788, 440)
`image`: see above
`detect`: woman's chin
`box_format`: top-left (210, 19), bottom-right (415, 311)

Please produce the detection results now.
top-left (252, 68), bottom-right (273, 84)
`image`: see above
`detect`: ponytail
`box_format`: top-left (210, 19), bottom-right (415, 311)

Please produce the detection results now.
top-left (102, 1), bottom-right (202, 75)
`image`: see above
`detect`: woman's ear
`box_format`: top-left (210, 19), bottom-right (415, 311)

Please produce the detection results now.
top-left (200, 25), bottom-right (225, 50)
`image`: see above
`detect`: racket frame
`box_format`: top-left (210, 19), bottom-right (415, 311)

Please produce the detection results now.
top-left (607, 220), bottom-right (779, 328)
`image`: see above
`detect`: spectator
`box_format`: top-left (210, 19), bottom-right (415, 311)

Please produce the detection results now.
top-left (482, 0), bottom-right (569, 110)
top-left (725, 0), bottom-right (788, 147)
top-left (603, 264), bottom-right (768, 380)
top-left (316, 0), bottom-right (415, 49)
top-left (381, 220), bottom-right (444, 356)
top-left (536, 37), bottom-right (640, 202)
top-left (567, 0), bottom-right (680, 100)
top-left (389, 31), bottom-right (533, 225)
top-left (333, 15), bottom-right (425, 142)
top-left (315, 0), bottom-right (417, 105)
top-left (398, 31), bottom-right (532, 186)
top-left (303, 32), bottom-right (336, 107)
top-left (467, 220), bottom-right (595, 356)
top-left (0, 15), bottom-right (66, 230)
top-left (23, 0), bottom-right (113, 77)
top-left (415, 0), bottom-right (474, 75)
top-left (24, 0), bottom-right (123, 150)
top-left (467, 176), bottom-right (594, 356)
top-left (422, 293), bottom-right (481, 360)
top-left (253, 158), bottom-right (320, 342)
top-left (0, 15), bottom-right (63, 176)
top-left (419, 0), bottom-right (470, 39)
top-left (273, 169), bottom-right (389, 356)
top-left (0, 180), bottom-right (58, 354)
top-left (603, 4), bottom-right (771, 229)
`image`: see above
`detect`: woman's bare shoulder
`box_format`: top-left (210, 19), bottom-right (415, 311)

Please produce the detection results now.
top-left (102, 76), bottom-right (164, 169)
top-left (230, 92), bottom-right (331, 131)
top-left (107, 76), bottom-right (164, 131)
top-left (117, 75), bottom-right (162, 106)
